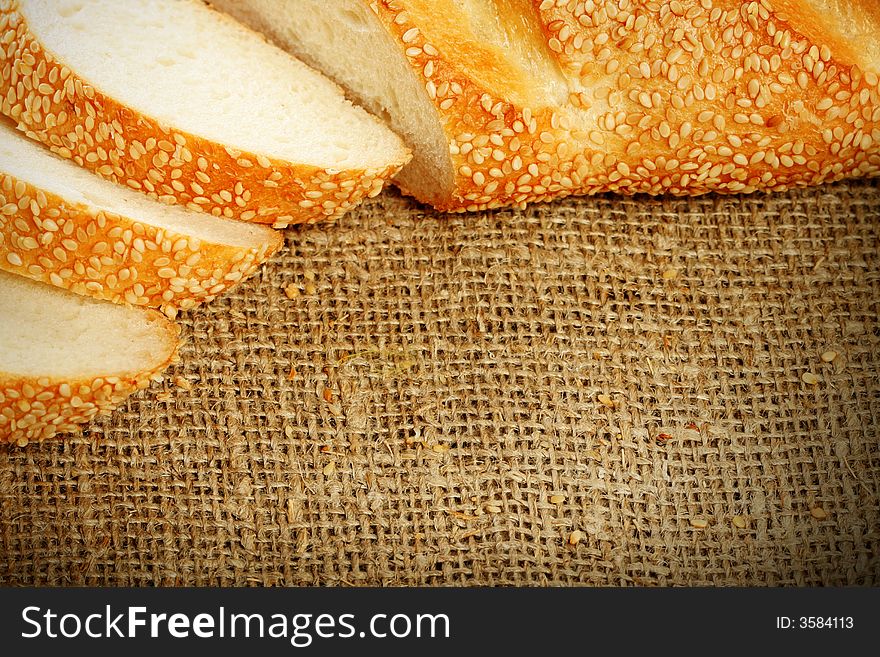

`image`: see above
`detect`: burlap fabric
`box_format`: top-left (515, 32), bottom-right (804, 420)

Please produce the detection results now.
top-left (1, 181), bottom-right (878, 586)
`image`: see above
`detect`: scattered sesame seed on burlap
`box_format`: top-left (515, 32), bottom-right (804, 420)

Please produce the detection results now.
top-left (1, 181), bottom-right (878, 586)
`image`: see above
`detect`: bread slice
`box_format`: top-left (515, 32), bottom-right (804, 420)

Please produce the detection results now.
top-left (0, 270), bottom-right (179, 445)
top-left (0, 0), bottom-right (410, 228)
top-left (0, 121), bottom-right (283, 315)
top-left (213, 0), bottom-right (880, 211)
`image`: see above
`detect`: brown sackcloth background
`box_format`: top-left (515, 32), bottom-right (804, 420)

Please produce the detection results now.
top-left (1, 182), bottom-right (878, 586)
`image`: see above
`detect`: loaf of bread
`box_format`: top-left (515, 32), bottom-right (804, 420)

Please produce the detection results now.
top-left (214, 0), bottom-right (880, 211)
top-left (0, 271), bottom-right (179, 445)
top-left (0, 0), bottom-right (410, 227)
top-left (0, 121), bottom-right (283, 316)
top-left (5, 0), bottom-right (879, 443)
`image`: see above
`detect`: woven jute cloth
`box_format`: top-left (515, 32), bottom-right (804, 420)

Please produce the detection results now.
top-left (1, 182), bottom-right (878, 586)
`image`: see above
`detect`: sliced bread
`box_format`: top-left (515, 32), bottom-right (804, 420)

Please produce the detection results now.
top-left (0, 0), bottom-right (410, 227)
top-left (213, 0), bottom-right (880, 210)
top-left (0, 121), bottom-right (283, 315)
top-left (0, 270), bottom-right (179, 445)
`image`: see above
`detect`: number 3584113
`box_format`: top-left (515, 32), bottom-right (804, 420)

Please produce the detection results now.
top-left (777, 617), bottom-right (854, 629)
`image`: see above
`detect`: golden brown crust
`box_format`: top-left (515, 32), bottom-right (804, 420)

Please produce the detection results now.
top-left (771, 0), bottom-right (880, 75)
top-left (0, 169), bottom-right (284, 316)
top-left (0, 2), bottom-right (408, 228)
top-left (535, 0), bottom-right (880, 195)
top-left (369, 0), bottom-right (880, 210)
top-left (0, 312), bottom-right (179, 446)
top-left (370, 1), bottom-right (574, 211)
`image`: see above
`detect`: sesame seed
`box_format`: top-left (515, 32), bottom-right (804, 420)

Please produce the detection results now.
top-left (820, 350), bottom-right (837, 363)
top-left (597, 393), bottom-right (615, 408)
top-left (5, 0), bottom-right (875, 228)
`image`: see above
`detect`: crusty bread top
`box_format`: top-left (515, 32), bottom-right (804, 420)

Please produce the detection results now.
top-left (775, 0), bottom-right (880, 74)
top-left (395, 0), bottom-right (570, 110)
top-left (532, 0), bottom-right (880, 193)
top-left (226, 0), bottom-right (879, 211)
top-left (389, 0), bottom-right (880, 206)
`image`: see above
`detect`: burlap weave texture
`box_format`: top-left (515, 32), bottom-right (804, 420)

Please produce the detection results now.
top-left (1, 182), bottom-right (878, 586)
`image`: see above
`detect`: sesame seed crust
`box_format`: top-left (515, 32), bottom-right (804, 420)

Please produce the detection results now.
top-left (0, 311), bottom-right (179, 445)
top-left (0, 1), bottom-right (408, 228)
top-left (0, 169), bottom-right (284, 315)
top-left (370, 1), bottom-right (576, 212)
top-left (369, 0), bottom-right (880, 210)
